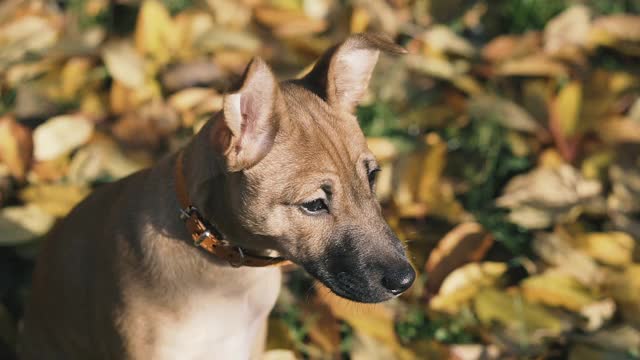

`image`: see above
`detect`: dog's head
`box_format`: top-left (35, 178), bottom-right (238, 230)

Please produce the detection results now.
top-left (208, 34), bottom-right (415, 303)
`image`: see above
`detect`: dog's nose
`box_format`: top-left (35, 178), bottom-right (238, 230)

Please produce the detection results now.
top-left (381, 263), bottom-right (416, 295)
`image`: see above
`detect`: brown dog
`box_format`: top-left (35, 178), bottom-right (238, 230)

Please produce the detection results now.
top-left (19, 33), bottom-right (415, 359)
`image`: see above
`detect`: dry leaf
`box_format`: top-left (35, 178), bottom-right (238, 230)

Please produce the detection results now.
top-left (522, 270), bottom-right (596, 311)
top-left (367, 137), bottom-right (399, 163)
top-left (591, 14), bottom-right (640, 43)
top-left (579, 298), bottom-right (616, 332)
top-left (574, 232), bottom-right (635, 266)
top-left (421, 25), bottom-right (475, 58)
top-left (20, 184), bottom-right (90, 217)
top-left (533, 231), bottom-right (604, 286)
top-left (495, 54), bottom-right (568, 77)
top-left (0, 204), bottom-right (55, 245)
top-left (552, 81), bottom-right (582, 137)
top-left (544, 5), bottom-right (591, 56)
top-left (112, 100), bottom-right (180, 148)
top-left (0, 15), bottom-right (59, 70)
top-left (468, 95), bottom-right (543, 134)
top-left (425, 223), bottom-right (494, 295)
top-left (606, 265), bottom-right (640, 327)
top-left (135, 0), bottom-right (176, 65)
top-left (482, 33), bottom-right (541, 62)
top-left (68, 135), bottom-right (146, 184)
top-left (102, 41), bottom-right (145, 89)
top-left (474, 288), bottom-right (569, 344)
top-left (496, 164), bottom-right (602, 229)
top-left (300, 295), bottom-right (341, 355)
top-left (33, 114), bottom-right (94, 161)
top-left (596, 116), bottom-right (640, 144)
top-left (429, 262), bottom-right (507, 314)
top-left (0, 115), bottom-right (32, 179)
top-left (263, 349), bottom-right (297, 360)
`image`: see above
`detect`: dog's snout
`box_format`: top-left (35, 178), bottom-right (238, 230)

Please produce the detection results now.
top-left (381, 263), bottom-right (416, 296)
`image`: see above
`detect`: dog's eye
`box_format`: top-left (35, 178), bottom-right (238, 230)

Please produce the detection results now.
top-left (300, 199), bottom-right (328, 214)
top-left (368, 167), bottom-right (380, 188)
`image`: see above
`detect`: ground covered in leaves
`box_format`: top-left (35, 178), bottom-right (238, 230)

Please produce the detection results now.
top-left (1, 0), bottom-right (640, 359)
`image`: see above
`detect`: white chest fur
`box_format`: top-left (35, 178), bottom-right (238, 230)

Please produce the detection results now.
top-left (151, 268), bottom-right (282, 360)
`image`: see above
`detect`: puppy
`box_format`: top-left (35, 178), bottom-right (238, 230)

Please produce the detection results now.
top-left (20, 33), bottom-right (415, 359)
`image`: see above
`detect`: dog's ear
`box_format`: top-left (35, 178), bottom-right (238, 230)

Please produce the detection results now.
top-left (300, 33), bottom-right (406, 113)
top-left (213, 57), bottom-right (280, 171)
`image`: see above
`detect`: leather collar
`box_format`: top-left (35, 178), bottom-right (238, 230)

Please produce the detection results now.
top-left (174, 151), bottom-right (290, 267)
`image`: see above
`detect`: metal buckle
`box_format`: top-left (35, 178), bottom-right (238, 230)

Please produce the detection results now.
top-left (194, 230), bottom-right (212, 247)
top-left (228, 247), bottom-right (245, 268)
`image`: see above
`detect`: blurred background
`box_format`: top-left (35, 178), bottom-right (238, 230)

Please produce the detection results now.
top-left (1, 0), bottom-right (640, 359)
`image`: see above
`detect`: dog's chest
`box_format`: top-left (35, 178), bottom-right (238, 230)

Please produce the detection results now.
top-left (148, 269), bottom-right (282, 360)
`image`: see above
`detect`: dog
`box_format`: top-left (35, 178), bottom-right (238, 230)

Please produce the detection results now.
top-left (19, 33), bottom-right (416, 360)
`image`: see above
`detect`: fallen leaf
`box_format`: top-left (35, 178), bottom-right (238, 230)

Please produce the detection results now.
top-left (316, 289), bottom-right (413, 358)
top-left (552, 81), bottom-right (582, 138)
top-left (425, 223), bottom-right (494, 295)
top-left (532, 231), bottom-right (604, 286)
top-left (496, 164), bottom-right (602, 229)
top-left (597, 116), bottom-right (640, 144)
top-left (112, 100), bottom-right (180, 148)
top-left (574, 325), bottom-right (640, 354)
top-left (474, 288), bottom-right (569, 344)
top-left (300, 295), bottom-right (341, 355)
top-left (67, 135), bottom-right (147, 184)
top-left (468, 95), bottom-right (544, 134)
top-left (60, 57), bottom-right (93, 100)
top-left (591, 14), bottom-right (640, 43)
top-left (522, 270), bottom-right (597, 311)
top-left (263, 349), bottom-right (297, 360)
top-left (20, 184), bottom-right (90, 217)
top-left (606, 265), bottom-right (640, 327)
top-left (367, 137), bottom-right (399, 163)
top-left (430, 262), bottom-right (507, 314)
top-left (135, 0), bottom-right (176, 66)
top-left (33, 114), bottom-right (94, 161)
top-left (421, 25), bottom-right (475, 58)
top-left (0, 15), bottom-right (59, 70)
top-left (544, 5), bottom-right (591, 56)
top-left (449, 344), bottom-right (501, 360)
top-left (574, 232), bottom-right (635, 266)
top-left (495, 54), bottom-right (568, 77)
top-left (482, 33), bottom-right (541, 62)
top-left (0, 115), bottom-right (32, 179)
top-left (102, 41), bottom-right (145, 89)
top-left (579, 298), bottom-right (616, 332)
top-left (0, 204), bottom-right (55, 245)
top-left (161, 61), bottom-right (224, 93)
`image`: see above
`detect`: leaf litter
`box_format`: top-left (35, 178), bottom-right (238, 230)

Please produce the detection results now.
top-left (1, 0), bottom-right (640, 358)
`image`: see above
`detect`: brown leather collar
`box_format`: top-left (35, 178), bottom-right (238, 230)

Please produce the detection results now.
top-left (174, 151), bottom-right (290, 267)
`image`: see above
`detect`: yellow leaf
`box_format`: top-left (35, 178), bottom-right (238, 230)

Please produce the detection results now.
top-left (102, 41), bottom-right (145, 89)
top-left (20, 184), bottom-right (90, 217)
top-left (474, 288), bottom-right (567, 338)
top-left (430, 262), bottom-right (507, 314)
top-left (317, 290), bottom-right (409, 356)
top-left (577, 232), bottom-right (635, 266)
top-left (522, 270), bottom-right (596, 311)
top-left (33, 114), bottom-right (94, 162)
top-left (366, 137), bottom-right (398, 163)
top-left (553, 82), bottom-right (582, 137)
top-left (425, 223), bottom-right (495, 295)
top-left (60, 57), bottom-right (92, 100)
top-left (350, 6), bottom-right (370, 33)
top-left (0, 205), bottom-right (55, 245)
top-left (0, 115), bottom-right (32, 180)
top-left (606, 265), bottom-right (640, 326)
top-left (135, 0), bottom-right (176, 65)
